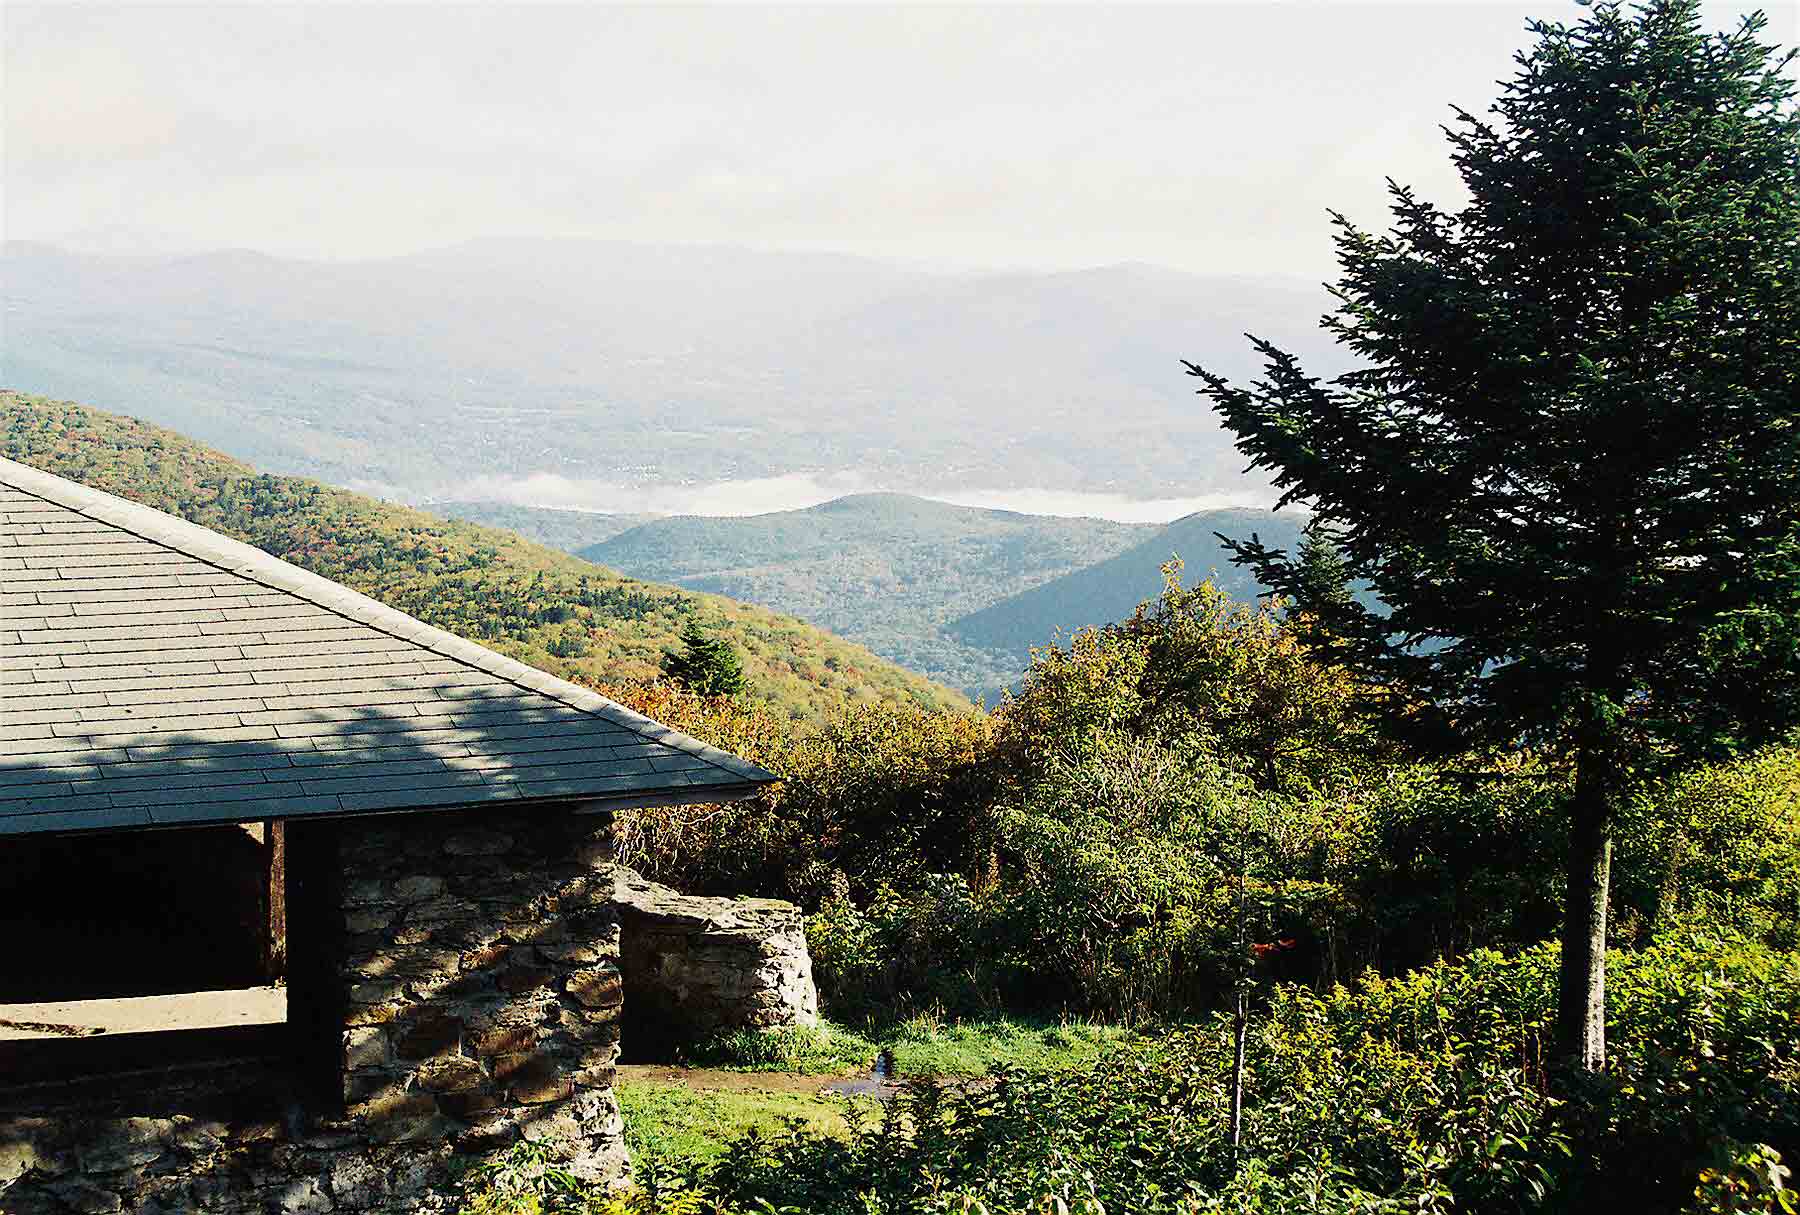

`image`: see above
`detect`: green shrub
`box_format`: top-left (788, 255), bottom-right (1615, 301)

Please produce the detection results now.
top-left (1323, 762), bottom-right (1568, 974)
top-left (995, 568), bottom-right (1380, 798)
top-left (688, 934), bottom-right (1799, 1214)
top-left (806, 875), bottom-right (1012, 1019)
top-left (1615, 743), bottom-right (1800, 949)
top-left (992, 731), bottom-right (1244, 1019)
top-left (1690, 1141), bottom-right (1797, 1215)
top-left (454, 937), bottom-right (1796, 1213)
top-left (612, 692), bottom-right (999, 907)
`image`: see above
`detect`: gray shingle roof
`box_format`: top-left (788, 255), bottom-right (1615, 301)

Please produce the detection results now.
top-left (0, 456), bottom-right (777, 836)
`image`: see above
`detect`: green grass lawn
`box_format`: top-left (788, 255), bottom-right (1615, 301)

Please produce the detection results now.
top-left (877, 1015), bottom-right (1127, 1077)
top-left (618, 1078), bottom-right (881, 1166)
top-left (680, 1015), bottom-right (1132, 1077)
top-left (623, 1016), bottom-right (1135, 1179)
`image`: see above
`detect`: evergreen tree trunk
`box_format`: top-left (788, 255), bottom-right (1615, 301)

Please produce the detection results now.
top-left (1555, 751), bottom-right (1612, 1075)
top-left (1229, 984), bottom-right (1247, 1154)
top-left (1228, 851), bottom-right (1249, 1160)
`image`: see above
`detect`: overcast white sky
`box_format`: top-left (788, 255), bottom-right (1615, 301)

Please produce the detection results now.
top-left (5, 2), bottom-right (1793, 278)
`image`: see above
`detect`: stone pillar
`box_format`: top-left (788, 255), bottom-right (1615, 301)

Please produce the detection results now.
top-left (331, 808), bottom-right (629, 1192)
top-left (610, 865), bottom-right (819, 1056)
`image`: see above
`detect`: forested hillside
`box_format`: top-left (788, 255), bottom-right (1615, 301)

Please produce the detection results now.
top-left (575, 494), bottom-right (1153, 695)
top-left (0, 392), bottom-right (969, 720)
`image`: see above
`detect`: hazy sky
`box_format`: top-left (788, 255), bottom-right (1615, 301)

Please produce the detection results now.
top-left (6, 2), bottom-right (1792, 278)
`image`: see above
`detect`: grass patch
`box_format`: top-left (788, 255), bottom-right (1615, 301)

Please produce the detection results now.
top-left (680, 1023), bottom-right (878, 1074)
top-left (680, 1016), bottom-right (1132, 1077)
top-left (622, 1018), bottom-right (1138, 1184)
top-left (874, 1014), bottom-right (1129, 1077)
top-left (618, 1079), bottom-right (878, 1166)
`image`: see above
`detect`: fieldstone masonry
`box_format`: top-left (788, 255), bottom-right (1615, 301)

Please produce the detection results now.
top-left (611, 866), bottom-right (819, 1052)
top-left (0, 811), bottom-right (823, 1215)
top-left (327, 810), bottom-right (627, 1184)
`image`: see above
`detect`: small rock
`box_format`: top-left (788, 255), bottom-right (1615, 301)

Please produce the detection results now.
top-left (394, 874), bottom-right (446, 901)
top-left (566, 967), bottom-right (623, 1010)
top-left (392, 1013), bottom-right (463, 1060)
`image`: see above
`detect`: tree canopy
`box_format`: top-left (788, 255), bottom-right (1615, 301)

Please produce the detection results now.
top-left (1187, 0), bottom-right (1800, 1071)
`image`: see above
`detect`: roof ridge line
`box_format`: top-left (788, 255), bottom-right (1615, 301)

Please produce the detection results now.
top-left (0, 455), bottom-right (776, 786)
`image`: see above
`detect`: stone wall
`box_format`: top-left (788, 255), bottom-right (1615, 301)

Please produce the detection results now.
top-left (611, 865), bottom-right (818, 1055)
top-left (0, 805), bottom-right (629, 1215)
top-left (327, 809), bottom-right (628, 1187)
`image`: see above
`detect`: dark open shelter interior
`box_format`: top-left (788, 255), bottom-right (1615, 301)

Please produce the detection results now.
top-left (0, 824), bottom-right (283, 1004)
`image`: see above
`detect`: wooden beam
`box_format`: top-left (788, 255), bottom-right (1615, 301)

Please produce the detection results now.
top-left (265, 821), bottom-right (287, 980)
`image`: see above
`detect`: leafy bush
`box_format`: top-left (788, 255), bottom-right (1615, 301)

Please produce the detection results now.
top-left (615, 573), bottom-right (1800, 1031)
top-left (1323, 760), bottom-right (1569, 975)
top-left (1614, 743), bottom-right (1800, 949)
top-left (992, 731), bottom-right (1245, 1019)
top-left (995, 566), bottom-right (1379, 797)
top-left (608, 686), bottom-right (998, 906)
top-left (806, 875), bottom-right (1012, 1019)
top-left (632, 934), bottom-right (1795, 1214)
top-left (455, 1139), bottom-right (735, 1215)
top-left (1690, 1141), bottom-right (1797, 1215)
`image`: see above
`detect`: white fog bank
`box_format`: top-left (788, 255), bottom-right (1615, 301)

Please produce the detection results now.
top-left (444, 471), bottom-right (1273, 524)
top-left (924, 488), bottom-right (1272, 523)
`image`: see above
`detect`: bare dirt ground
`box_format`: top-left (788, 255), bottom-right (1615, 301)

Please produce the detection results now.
top-left (616, 1062), bottom-right (893, 1098)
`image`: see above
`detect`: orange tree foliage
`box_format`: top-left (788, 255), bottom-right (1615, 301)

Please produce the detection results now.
top-left (588, 679), bottom-right (996, 900)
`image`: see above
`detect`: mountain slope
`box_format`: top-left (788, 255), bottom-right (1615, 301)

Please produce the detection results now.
top-left (572, 494), bottom-right (1153, 694)
top-left (949, 508), bottom-right (1310, 655)
top-left (0, 392), bottom-right (969, 720)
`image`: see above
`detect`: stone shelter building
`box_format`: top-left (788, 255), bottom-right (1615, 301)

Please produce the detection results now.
top-left (0, 457), bottom-right (811, 1213)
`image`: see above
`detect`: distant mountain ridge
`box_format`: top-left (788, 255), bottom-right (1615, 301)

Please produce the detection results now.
top-left (432, 502), bottom-right (656, 554)
top-left (571, 493), bottom-right (1154, 696)
top-left (1, 238), bottom-right (1333, 503)
top-left (439, 492), bottom-right (1313, 700)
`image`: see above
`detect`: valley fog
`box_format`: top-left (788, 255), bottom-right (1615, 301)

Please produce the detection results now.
top-left (439, 469), bottom-right (1273, 524)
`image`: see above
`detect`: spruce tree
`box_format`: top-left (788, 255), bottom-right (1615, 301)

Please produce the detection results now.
top-left (661, 621), bottom-right (748, 698)
top-left (1292, 519), bottom-right (1355, 616)
top-left (1187, 1), bottom-right (1799, 1074)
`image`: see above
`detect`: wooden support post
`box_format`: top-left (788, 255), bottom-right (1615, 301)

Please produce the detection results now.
top-left (266, 820), bottom-right (288, 981)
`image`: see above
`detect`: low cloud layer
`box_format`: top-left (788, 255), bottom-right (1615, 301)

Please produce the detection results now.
top-left (445, 471), bottom-right (1271, 524)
